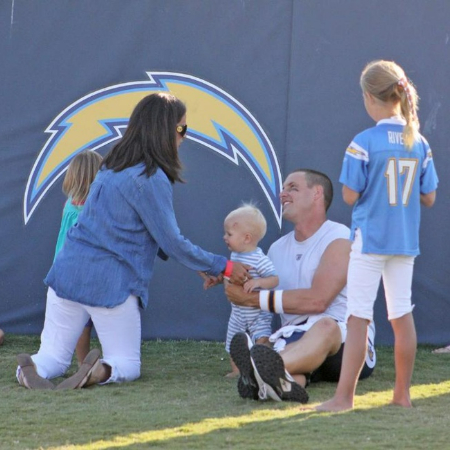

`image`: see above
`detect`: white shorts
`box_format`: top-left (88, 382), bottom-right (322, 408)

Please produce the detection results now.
top-left (347, 229), bottom-right (415, 322)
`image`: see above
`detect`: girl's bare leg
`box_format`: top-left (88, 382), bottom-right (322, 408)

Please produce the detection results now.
top-left (315, 316), bottom-right (368, 412)
top-left (391, 312), bottom-right (415, 408)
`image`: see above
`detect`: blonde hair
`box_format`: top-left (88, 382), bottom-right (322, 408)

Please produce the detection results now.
top-left (225, 204), bottom-right (267, 243)
top-left (360, 60), bottom-right (419, 149)
top-left (63, 150), bottom-right (103, 203)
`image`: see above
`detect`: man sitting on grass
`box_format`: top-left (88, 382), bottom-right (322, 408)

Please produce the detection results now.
top-left (226, 169), bottom-right (376, 403)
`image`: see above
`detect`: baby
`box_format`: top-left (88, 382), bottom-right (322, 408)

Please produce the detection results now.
top-left (223, 204), bottom-right (278, 377)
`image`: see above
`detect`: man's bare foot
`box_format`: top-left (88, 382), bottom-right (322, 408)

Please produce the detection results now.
top-left (314, 397), bottom-right (353, 412)
top-left (225, 371), bottom-right (239, 379)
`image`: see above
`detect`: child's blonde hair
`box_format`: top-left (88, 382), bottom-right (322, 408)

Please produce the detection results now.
top-left (225, 203), bottom-right (267, 243)
top-left (63, 150), bottom-right (103, 203)
top-left (360, 60), bottom-right (419, 149)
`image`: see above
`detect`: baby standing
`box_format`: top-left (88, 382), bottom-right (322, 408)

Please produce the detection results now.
top-left (223, 205), bottom-right (278, 377)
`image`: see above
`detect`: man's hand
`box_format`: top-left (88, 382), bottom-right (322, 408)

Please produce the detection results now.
top-left (228, 262), bottom-right (252, 285)
top-left (225, 282), bottom-right (259, 308)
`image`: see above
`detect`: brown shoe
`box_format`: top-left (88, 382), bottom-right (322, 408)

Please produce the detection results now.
top-left (56, 348), bottom-right (101, 390)
top-left (16, 354), bottom-right (55, 390)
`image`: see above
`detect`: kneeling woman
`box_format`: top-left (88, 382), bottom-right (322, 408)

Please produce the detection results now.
top-left (17, 92), bottom-right (248, 389)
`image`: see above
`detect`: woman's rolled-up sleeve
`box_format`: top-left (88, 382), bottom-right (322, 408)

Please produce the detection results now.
top-left (128, 169), bottom-right (226, 276)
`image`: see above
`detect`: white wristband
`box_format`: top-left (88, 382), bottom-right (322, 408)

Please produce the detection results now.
top-left (259, 290), bottom-right (269, 311)
top-left (259, 290), bottom-right (284, 314)
top-left (274, 290), bottom-right (284, 314)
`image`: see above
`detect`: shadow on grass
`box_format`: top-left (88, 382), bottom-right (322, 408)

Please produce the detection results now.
top-left (39, 388), bottom-right (450, 450)
top-left (1, 335), bottom-right (450, 450)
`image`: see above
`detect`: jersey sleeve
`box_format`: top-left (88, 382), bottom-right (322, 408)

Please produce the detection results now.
top-left (419, 138), bottom-right (439, 194)
top-left (339, 133), bottom-right (370, 193)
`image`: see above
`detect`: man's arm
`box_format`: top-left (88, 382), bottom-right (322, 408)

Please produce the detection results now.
top-left (225, 238), bottom-right (350, 315)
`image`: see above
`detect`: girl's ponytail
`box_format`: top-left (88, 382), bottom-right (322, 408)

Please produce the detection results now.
top-left (397, 77), bottom-right (419, 149)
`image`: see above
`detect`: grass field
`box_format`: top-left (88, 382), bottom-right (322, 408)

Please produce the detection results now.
top-left (1, 334), bottom-right (449, 450)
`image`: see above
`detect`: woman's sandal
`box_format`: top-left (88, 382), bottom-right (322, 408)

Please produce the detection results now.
top-left (56, 348), bottom-right (101, 389)
top-left (16, 354), bottom-right (55, 389)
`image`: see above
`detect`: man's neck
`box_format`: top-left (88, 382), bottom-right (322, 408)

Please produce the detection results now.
top-left (293, 215), bottom-right (327, 242)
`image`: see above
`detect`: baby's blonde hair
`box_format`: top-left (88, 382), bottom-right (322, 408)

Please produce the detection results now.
top-left (225, 204), bottom-right (267, 243)
top-left (360, 60), bottom-right (419, 149)
top-left (63, 150), bottom-right (103, 203)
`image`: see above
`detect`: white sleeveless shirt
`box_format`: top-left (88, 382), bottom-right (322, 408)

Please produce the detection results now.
top-left (267, 220), bottom-right (350, 327)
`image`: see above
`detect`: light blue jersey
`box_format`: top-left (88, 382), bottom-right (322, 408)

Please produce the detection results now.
top-left (339, 117), bottom-right (438, 255)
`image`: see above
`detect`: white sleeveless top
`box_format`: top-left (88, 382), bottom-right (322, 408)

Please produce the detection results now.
top-left (267, 220), bottom-right (350, 326)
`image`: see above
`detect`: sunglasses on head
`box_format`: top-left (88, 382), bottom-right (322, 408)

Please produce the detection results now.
top-left (176, 124), bottom-right (188, 137)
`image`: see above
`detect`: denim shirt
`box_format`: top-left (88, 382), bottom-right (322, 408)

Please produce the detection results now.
top-left (45, 164), bottom-right (227, 309)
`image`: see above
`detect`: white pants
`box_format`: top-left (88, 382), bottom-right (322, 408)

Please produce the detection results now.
top-left (31, 288), bottom-right (141, 383)
top-left (347, 230), bottom-right (415, 322)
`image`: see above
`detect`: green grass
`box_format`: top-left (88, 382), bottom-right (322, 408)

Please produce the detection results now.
top-left (1, 335), bottom-right (449, 449)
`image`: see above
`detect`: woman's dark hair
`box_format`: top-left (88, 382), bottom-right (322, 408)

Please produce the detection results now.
top-left (102, 92), bottom-right (186, 183)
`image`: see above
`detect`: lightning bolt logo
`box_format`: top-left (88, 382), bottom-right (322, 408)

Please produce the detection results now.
top-left (24, 72), bottom-right (282, 226)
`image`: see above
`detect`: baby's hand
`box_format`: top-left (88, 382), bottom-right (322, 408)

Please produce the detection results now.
top-left (243, 279), bottom-right (260, 293)
top-left (198, 271), bottom-right (224, 290)
top-left (203, 277), bottom-right (216, 290)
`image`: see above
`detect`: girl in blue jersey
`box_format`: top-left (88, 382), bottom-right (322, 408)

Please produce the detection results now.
top-left (55, 150), bottom-right (102, 367)
top-left (317, 60), bottom-right (438, 411)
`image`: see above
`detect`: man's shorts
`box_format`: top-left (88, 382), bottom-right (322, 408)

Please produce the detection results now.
top-left (282, 321), bottom-right (376, 382)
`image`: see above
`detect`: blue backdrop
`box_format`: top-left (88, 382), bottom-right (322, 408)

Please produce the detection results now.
top-left (1, 0), bottom-right (449, 345)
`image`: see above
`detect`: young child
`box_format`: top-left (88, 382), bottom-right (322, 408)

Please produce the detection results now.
top-left (223, 204), bottom-right (279, 378)
top-left (55, 150), bottom-right (103, 366)
top-left (317, 60), bottom-right (438, 412)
